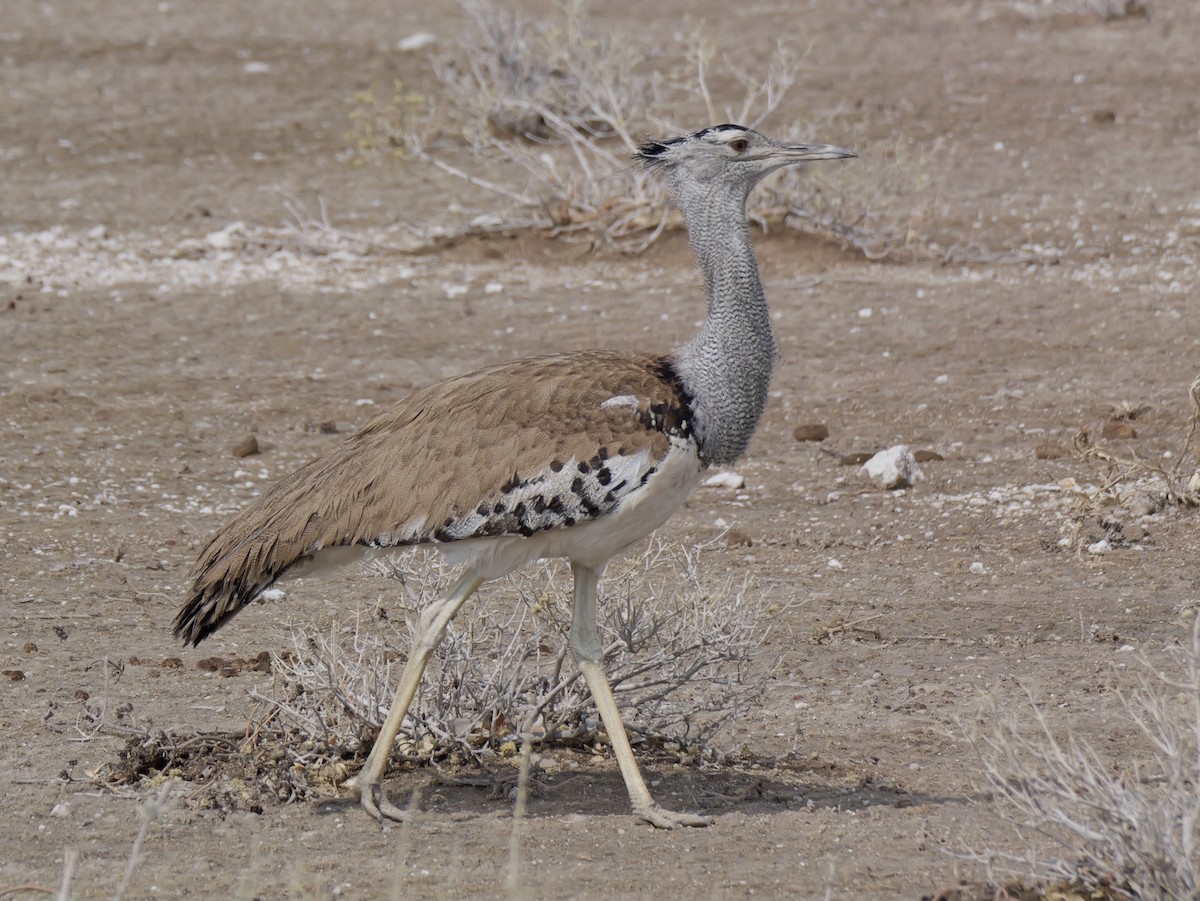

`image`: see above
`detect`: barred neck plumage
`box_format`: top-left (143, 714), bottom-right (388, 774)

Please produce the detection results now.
top-left (669, 173), bottom-right (775, 466)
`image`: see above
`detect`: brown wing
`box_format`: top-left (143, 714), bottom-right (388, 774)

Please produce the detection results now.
top-left (173, 351), bottom-right (694, 644)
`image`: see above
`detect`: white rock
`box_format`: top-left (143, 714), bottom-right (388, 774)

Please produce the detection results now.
top-left (703, 471), bottom-right (745, 490)
top-left (826, 558), bottom-right (844, 570)
top-left (1087, 538), bottom-right (1112, 555)
top-left (861, 446), bottom-right (925, 490)
top-left (969, 561), bottom-right (986, 575)
top-left (260, 588), bottom-right (286, 602)
top-left (243, 61), bottom-right (273, 74)
top-left (204, 221), bottom-right (245, 249)
top-left (397, 32), bottom-right (438, 51)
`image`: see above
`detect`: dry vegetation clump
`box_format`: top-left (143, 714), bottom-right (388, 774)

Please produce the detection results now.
top-left (100, 543), bottom-right (767, 812)
top-left (259, 543), bottom-right (767, 773)
top-left (1057, 374), bottom-right (1200, 552)
top-left (963, 622), bottom-right (1200, 900)
top-left (349, 0), bottom-right (937, 257)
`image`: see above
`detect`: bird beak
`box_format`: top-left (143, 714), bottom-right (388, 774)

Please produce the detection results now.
top-left (776, 142), bottom-right (858, 162)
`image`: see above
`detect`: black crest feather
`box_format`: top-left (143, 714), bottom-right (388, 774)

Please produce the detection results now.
top-left (634, 124), bottom-right (749, 165)
top-left (634, 137), bottom-right (676, 164)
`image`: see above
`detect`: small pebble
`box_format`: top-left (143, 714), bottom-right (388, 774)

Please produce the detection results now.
top-left (397, 32), bottom-right (438, 51)
top-left (1087, 539), bottom-right (1112, 555)
top-left (793, 423), bottom-right (830, 442)
top-left (1035, 443), bottom-right (1070, 460)
top-left (703, 471), bottom-right (745, 490)
top-left (723, 528), bottom-right (753, 547)
top-left (230, 434), bottom-right (259, 458)
top-left (862, 446), bottom-right (925, 490)
top-left (1101, 421), bottom-right (1137, 440)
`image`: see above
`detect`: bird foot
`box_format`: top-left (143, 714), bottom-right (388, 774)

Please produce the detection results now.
top-left (347, 776), bottom-right (409, 823)
top-left (633, 802), bottom-right (711, 829)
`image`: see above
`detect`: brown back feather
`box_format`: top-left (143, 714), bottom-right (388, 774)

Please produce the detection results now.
top-left (173, 351), bottom-right (694, 644)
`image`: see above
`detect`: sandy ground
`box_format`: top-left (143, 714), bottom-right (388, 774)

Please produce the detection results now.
top-left (2, 0), bottom-right (1199, 897)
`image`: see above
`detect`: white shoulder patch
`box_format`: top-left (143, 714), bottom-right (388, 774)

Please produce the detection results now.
top-left (600, 394), bottom-right (640, 411)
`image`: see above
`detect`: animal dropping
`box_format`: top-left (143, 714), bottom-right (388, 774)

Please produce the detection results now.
top-left (173, 125), bottom-right (856, 829)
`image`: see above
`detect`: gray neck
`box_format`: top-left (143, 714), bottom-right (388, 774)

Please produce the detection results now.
top-left (669, 174), bottom-right (775, 465)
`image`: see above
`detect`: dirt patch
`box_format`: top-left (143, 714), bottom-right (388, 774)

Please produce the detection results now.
top-left (2, 0), bottom-right (1199, 898)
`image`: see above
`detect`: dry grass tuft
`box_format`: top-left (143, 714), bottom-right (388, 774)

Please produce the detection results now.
top-left (94, 541), bottom-right (766, 818)
top-left (963, 621), bottom-right (1200, 899)
top-left (349, 0), bottom-right (943, 258)
top-left (1057, 374), bottom-right (1200, 552)
top-left (258, 542), bottom-right (768, 776)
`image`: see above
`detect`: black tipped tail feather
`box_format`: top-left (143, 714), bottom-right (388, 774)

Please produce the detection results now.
top-left (172, 570), bottom-right (281, 647)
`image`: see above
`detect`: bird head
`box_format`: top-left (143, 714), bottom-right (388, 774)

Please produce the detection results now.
top-left (636, 124), bottom-right (856, 194)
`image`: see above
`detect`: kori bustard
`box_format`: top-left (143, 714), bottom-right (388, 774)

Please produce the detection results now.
top-left (175, 124), bottom-right (855, 828)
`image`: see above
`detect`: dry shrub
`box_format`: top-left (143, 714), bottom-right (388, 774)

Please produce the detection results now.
top-left (350, 0), bottom-right (938, 257)
top-left (1057, 374), bottom-right (1200, 552)
top-left (257, 542), bottom-right (768, 772)
top-left (963, 622), bottom-right (1200, 899)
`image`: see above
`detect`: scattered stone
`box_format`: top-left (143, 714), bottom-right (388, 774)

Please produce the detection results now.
top-left (703, 471), bottom-right (745, 490)
top-left (22, 642), bottom-right (37, 653)
top-left (1035, 443), bottom-right (1070, 460)
top-left (161, 656), bottom-right (184, 668)
top-left (1127, 495), bottom-right (1159, 518)
top-left (74, 689), bottom-right (89, 701)
top-left (1101, 421), bottom-right (1137, 440)
top-left (397, 32), bottom-right (438, 51)
top-left (50, 801), bottom-right (71, 818)
top-left (969, 561), bottom-right (986, 575)
top-left (318, 420), bottom-right (338, 434)
top-left (827, 559), bottom-right (844, 570)
top-left (839, 452), bottom-right (873, 466)
top-left (197, 657), bottom-right (222, 672)
top-left (3, 670), bottom-right (26, 681)
top-left (1087, 538), bottom-right (1112, 555)
top-left (793, 423), bottom-right (830, 442)
top-left (723, 527), bottom-right (753, 547)
top-left (204, 221), bottom-right (245, 250)
top-left (231, 434), bottom-right (260, 457)
top-left (912, 449), bottom-right (943, 463)
top-left (861, 446), bottom-right (925, 490)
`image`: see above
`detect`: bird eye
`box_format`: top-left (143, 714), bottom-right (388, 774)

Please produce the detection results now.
top-left (730, 138), bottom-right (749, 154)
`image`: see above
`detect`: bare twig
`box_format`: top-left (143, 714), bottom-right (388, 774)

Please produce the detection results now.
top-left (113, 781), bottom-right (173, 901)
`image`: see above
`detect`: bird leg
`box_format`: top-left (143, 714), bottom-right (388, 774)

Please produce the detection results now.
top-left (568, 562), bottom-right (711, 829)
top-left (345, 571), bottom-right (483, 822)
